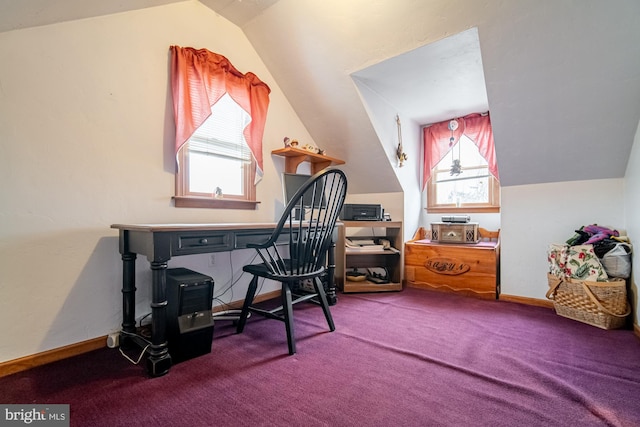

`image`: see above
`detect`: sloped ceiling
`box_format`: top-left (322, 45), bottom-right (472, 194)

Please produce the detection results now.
top-left (351, 27), bottom-right (488, 128)
top-left (240, 0), bottom-right (640, 192)
top-left (0, 0), bottom-right (276, 32)
top-left (0, 0), bottom-right (178, 32)
top-left (199, 0), bottom-right (278, 27)
top-left (2, 0), bottom-right (640, 193)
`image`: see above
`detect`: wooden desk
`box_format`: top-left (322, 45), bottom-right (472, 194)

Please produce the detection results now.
top-left (111, 223), bottom-right (338, 377)
top-left (404, 239), bottom-right (500, 300)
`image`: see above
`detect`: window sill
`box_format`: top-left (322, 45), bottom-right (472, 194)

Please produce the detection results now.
top-left (173, 196), bottom-right (260, 210)
top-left (427, 206), bottom-right (500, 214)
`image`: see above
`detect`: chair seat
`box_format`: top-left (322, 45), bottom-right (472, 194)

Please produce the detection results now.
top-left (243, 261), bottom-right (325, 283)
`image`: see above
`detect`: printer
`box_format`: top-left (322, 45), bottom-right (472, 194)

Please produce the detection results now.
top-left (340, 204), bottom-right (383, 221)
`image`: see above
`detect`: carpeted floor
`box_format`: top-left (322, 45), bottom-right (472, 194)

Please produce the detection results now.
top-left (2, 287), bottom-right (640, 426)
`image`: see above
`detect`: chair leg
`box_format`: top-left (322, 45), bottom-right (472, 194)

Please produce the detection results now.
top-left (281, 282), bottom-right (296, 355)
top-left (314, 277), bottom-right (335, 331)
top-left (236, 275), bottom-right (259, 334)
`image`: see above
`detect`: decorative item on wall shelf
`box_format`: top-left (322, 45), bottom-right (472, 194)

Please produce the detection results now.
top-left (396, 114), bottom-right (408, 167)
top-left (301, 143), bottom-right (321, 154)
top-left (283, 136), bottom-right (299, 148)
top-left (283, 136), bottom-right (324, 154)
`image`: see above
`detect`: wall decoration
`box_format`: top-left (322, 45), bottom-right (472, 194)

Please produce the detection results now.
top-left (396, 115), bottom-right (408, 167)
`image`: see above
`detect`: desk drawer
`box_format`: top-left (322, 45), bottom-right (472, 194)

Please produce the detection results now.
top-left (235, 230), bottom-right (297, 249)
top-left (173, 231), bottom-right (233, 255)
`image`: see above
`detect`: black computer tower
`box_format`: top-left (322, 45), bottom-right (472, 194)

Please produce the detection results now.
top-left (166, 268), bottom-right (215, 363)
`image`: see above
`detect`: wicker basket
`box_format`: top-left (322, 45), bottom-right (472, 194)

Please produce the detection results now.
top-left (546, 273), bottom-right (630, 330)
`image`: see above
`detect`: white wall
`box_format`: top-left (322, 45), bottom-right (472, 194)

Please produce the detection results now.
top-left (351, 77), bottom-right (421, 242)
top-left (624, 119), bottom-right (640, 325)
top-left (0, 2), bottom-right (317, 362)
top-left (499, 123), bottom-right (640, 316)
top-left (500, 179), bottom-right (625, 299)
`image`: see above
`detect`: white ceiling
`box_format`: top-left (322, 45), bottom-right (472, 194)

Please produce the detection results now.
top-left (2, 0), bottom-right (640, 194)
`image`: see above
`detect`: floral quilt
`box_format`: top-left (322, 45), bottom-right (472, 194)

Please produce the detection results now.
top-left (547, 243), bottom-right (608, 281)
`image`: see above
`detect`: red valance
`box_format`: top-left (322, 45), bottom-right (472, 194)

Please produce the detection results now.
top-left (170, 46), bottom-right (271, 182)
top-left (422, 113), bottom-right (498, 190)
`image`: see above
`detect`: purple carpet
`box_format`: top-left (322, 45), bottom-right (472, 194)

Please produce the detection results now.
top-left (2, 288), bottom-right (640, 426)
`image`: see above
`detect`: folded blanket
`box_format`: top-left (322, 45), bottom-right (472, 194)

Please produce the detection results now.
top-left (547, 243), bottom-right (608, 281)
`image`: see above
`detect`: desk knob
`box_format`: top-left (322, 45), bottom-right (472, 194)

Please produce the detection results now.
top-left (200, 238), bottom-right (208, 244)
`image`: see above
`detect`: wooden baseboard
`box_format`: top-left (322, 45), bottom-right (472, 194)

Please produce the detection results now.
top-left (0, 290), bottom-right (282, 378)
top-left (499, 293), bottom-right (555, 309)
top-left (0, 336), bottom-right (107, 378)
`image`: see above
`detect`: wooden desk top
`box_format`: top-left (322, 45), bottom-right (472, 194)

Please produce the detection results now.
top-left (111, 223), bottom-right (278, 232)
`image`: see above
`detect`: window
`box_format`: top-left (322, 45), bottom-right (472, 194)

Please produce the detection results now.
top-left (176, 94), bottom-right (256, 205)
top-left (423, 113), bottom-right (500, 213)
top-left (170, 46), bottom-right (270, 209)
top-left (426, 135), bottom-right (500, 212)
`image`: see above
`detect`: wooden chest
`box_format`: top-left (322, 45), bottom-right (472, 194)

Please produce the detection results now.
top-left (430, 222), bottom-right (479, 244)
top-left (404, 239), bottom-right (500, 300)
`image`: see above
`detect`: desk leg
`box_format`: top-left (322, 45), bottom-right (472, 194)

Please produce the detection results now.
top-left (326, 240), bottom-right (337, 305)
top-left (120, 252), bottom-right (151, 356)
top-left (121, 252), bottom-right (137, 335)
top-left (146, 261), bottom-right (172, 377)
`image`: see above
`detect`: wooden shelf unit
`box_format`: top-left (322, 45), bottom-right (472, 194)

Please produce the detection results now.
top-left (272, 147), bottom-right (345, 174)
top-left (336, 220), bottom-right (403, 293)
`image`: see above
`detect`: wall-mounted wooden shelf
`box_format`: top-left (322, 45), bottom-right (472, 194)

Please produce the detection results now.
top-left (272, 147), bottom-right (345, 174)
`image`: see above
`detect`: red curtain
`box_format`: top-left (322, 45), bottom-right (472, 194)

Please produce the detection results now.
top-left (422, 113), bottom-right (499, 190)
top-left (170, 46), bottom-right (271, 182)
